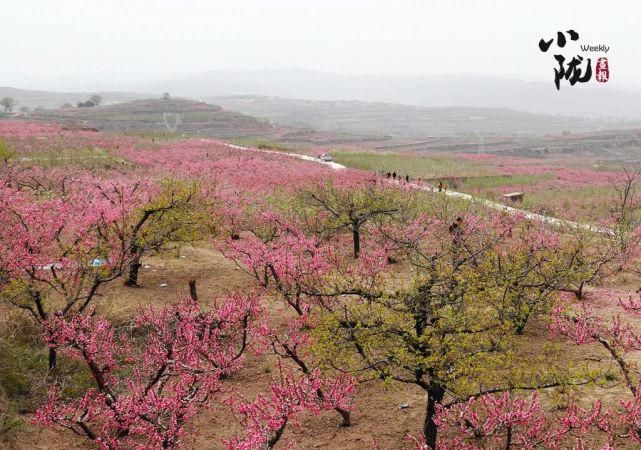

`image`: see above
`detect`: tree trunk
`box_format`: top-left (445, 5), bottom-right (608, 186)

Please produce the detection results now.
top-left (336, 407), bottom-right (351, 427)
top-left (352, 226), bottom-right (360, 259)
top-left (189, 279), bottom-right (198, 301)
top-left (48, 347), bottom-right (57, 370)
top-left (268, 420), bottom-right (288, 448)
top-left (514, 311), bottom-right (531, 335)
top-left (424, 385), bottom-right (446, 449)
top-left (504, 424), bottom-right (513, 450)
top-left (125, 260), bottom-right (142, 287)
top-left (315, 385), bottom-right (351, 426)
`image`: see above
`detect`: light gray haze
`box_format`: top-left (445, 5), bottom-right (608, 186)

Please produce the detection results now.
top-left (0, 0), bottom-right (638, 89)
top-left (2, 0), bottom-right (641, 118)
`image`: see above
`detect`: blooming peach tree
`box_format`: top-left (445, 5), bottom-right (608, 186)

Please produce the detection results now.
top-left (221, 210), bottom-right (356, 427)
top-left (226, 364), bottom-right (355, 449)
top-left (35, 294), bottom-right (263, 449)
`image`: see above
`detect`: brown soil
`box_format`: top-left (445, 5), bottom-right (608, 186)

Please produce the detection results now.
top-left (5, 243), bottom-right (641, 449)
top-left (3, 243), bottom-right (427, 450)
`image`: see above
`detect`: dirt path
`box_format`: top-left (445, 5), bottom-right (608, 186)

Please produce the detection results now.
top-left (222, 142), bottom-right (613, 235)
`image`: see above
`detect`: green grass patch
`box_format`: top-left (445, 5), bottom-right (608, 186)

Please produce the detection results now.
top-left (230, 138), bottom-right (305, 153)
top-left (122, 130), bottom-right (180, 141)
top-left (0, 310), bottom-right (95, 445)
top-left (460, 173), bottom-right (554, 190)
top-left (331, 151), bottom-right (493, 179)
top-left (16, 146), bottom-right (119, 168)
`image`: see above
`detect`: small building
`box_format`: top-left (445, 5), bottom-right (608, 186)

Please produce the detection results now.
top-left (503, 192), bottom-right (524, 203)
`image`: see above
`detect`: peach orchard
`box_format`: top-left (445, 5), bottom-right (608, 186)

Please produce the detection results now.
top-left (3, 121), bottom-right (641, 449)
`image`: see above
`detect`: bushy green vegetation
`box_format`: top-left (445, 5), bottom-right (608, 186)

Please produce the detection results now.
top-left (0, 313), bottom-right (93, 443)
top-left (0, 138), bottom-right (15, 163)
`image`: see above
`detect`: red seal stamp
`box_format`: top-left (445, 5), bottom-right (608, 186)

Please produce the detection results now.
top-left (596, 57), bottom-right (609, 82)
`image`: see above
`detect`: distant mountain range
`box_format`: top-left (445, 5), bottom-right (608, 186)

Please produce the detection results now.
top-left (5, 70), bottom-right (641, 119)
top-left (211, 96), bottom-right (639, 138)
top-left (4, 69), bottom-right (641, 138)
top-left (115, 70), bottom-right (641, 120)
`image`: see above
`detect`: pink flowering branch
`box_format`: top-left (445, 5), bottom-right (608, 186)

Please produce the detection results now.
top-left (34, 293), bottom-right (264, 449)
top-left (225, 363), bottom-right (355, 449)
top-left (429, 391), bottom-right (614, 449)
top-left (220, 211), bottom-right (363, 427)
top-left (551, 300), bottom-right (641, 396)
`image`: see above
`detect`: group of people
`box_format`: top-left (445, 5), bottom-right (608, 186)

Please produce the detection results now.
top-left (383, 171), bottom-right (412, 183)
top-left (380, 169), bottom-right (448, 192)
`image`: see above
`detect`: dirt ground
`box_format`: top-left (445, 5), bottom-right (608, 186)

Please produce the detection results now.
top-left (4, 242), bottom-right (641, 449)
top-left (3, 242), bottom-right (431, 450)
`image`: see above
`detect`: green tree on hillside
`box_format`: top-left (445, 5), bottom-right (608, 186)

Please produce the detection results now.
top-left (88, 94), bottom-right (103, 106)
top-left (0, 97), bottom-right (15, 113)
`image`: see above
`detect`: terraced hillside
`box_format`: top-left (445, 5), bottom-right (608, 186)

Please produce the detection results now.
top-left (16, 97), bottom-right (641, 159)
top-left (18, 98), bottom-right (388, 148)
top-left (22, 98), bottom-right (278, 138)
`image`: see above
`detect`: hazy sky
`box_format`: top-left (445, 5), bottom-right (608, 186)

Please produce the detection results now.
top-left (1, 0), bottom-right (639, 90)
